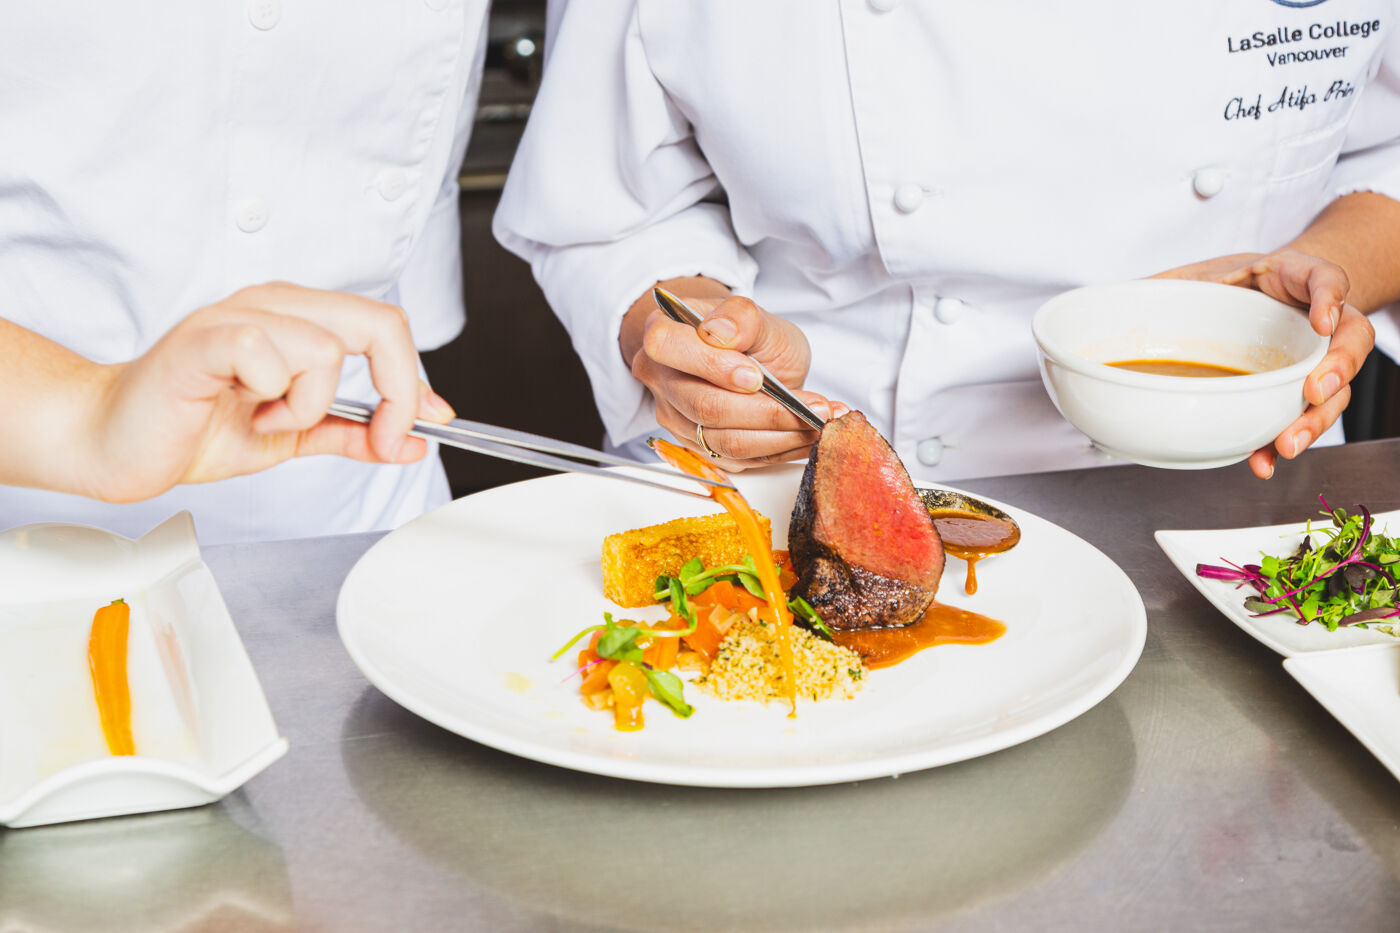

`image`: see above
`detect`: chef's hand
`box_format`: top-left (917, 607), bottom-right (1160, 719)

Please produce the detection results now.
top-left (620, 276), bottom-right (846, 469)
top-left (1156, 248), bottom-right (1374, 479)
top-left (82, 282), bottom-right (454, 502)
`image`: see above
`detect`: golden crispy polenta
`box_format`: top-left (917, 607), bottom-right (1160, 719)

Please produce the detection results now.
top-left (602, 512), bottom-right (772, 607)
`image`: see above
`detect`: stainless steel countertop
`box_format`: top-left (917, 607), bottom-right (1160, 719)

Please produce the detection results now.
top-left (5, 441), bottom-right (1400, 931)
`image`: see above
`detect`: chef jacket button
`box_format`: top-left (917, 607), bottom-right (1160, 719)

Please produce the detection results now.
top-left (894, 183), bottom-right (924, 214)
top-left (234, 198), bottom-right (269, 233)
top-left (916, 437), bottom-right (944, 467)
top-left (1192, 167), bottom-right (1225, 199)
top-left (247, 0), bottom-right (281, 30)
top-left (868, 0), bottom-right (899, 10)
top-left (933, 297), bottom-right (966, 325)
top-left (424, 0), bottom-right (450, 10)
top-left (376, 168), bottom-right (408, 202)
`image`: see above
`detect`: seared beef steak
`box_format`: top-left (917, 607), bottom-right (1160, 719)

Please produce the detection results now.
top-left (789, 411), bottom-right (944, 629)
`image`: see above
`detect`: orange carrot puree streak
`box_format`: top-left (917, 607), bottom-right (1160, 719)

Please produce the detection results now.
top-left (89, 598), bottom-right (135, 756)
top-left (651, 440), bottom-right (798, 714)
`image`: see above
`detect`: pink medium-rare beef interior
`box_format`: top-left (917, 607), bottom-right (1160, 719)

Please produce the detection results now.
top-left (789, 410), bottom-right (944, 630)
top-left (807, 416), bottom-right (943, 583)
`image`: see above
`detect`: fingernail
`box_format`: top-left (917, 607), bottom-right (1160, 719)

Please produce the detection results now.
top-left (1291, 430), bottom-right (1312, 458)
top-left (1329, 305), bottom-right (1341, 334)
top-left (1319, 373), bottom-right (1340, 400)
top-left (388, 436), bottom-right (405, 463)
top-left (811, 401), bottom-right (831, 421)
top-left (419, 381), bottom-right (456, 421)
top-left (428, 390), bottom-right (456, 420)
top-left (700, 318), bottom-right (738, 345)
top-left (1261, 461), bottom-right (1274, 479)
top-left (733, 366), bottom-right (762, 391)
top-left (832, 403), bottom-right (851, 418)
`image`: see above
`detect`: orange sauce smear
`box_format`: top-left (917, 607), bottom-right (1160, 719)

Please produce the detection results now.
top-left (834, 604), bottom-right (1006, 670)
top-left (652, 439), bottom-right (798, 713)
top-left (88, 598), bottom-right (135, 756)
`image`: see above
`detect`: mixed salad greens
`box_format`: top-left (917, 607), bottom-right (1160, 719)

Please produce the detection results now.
top-left (1196, 497), bottom-right (1400, 635)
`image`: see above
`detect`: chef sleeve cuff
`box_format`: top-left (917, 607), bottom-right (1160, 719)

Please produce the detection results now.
top-left (1326, 139), bottom-right (1400, 364)
top-left (497, 203), bottom-right (758, 452)
top-left (1330, 139), bottom-right (1400, 204)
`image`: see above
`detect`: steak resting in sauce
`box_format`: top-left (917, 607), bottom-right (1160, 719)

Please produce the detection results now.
top-left (788, 411), bottom-right (945, 630)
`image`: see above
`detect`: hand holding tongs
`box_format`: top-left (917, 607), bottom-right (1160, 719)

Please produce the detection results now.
top-left (327, 399), bottom-right (735, 499)
top-left (652, 287), bottom-right (827, 432)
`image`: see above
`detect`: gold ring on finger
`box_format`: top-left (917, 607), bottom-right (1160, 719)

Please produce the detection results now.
top-left (695, 423), bottom-right (721, 459)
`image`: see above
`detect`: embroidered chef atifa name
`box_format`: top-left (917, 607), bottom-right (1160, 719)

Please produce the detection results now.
top-left (1224, 79), bottom-right (1355, 121)
top-left (1227, 19), bottom-right (1381, 66)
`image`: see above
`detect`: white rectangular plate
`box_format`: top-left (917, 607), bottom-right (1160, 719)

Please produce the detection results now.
top-left (1284, 644), bottom-right (1400, 783)
top-left (1155, 509), bottom-right (1400, 657)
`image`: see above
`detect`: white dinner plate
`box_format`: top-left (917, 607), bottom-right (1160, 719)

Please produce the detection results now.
top-left (336, 465), bottom-right (1146, 787)
top-left (1155, 509), bottom-right (1400, 657)
top-left (1283, 644), bottom-right (1400, 783)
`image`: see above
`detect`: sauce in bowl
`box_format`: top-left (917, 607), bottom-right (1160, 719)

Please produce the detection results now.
top-left (1108, 359), bottom-right (1251, 378)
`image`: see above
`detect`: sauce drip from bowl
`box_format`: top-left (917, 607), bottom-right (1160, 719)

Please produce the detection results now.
top-left (650, 439), bottom-right (798, 714)
top-left (929, 508), bottom-right (1021, 595)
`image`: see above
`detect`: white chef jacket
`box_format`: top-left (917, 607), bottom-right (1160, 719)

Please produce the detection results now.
top-left (0, 1), bottom-right (489, 544)
top-left (495, 0), bottom-right (1400, 482)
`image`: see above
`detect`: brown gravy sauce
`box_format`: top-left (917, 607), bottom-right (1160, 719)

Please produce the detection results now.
top-left (834, 603), bottom-right (1006, 670)
top-left (929, 509), bottom-right (1021, 595)
top-left (1108, 359), bottom-right (1251, 378)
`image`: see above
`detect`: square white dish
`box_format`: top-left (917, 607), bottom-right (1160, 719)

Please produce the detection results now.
top-left (1155, 509), bottom-right (1400, 657)
top-left (0, 513), bottom-right (287, 828)
top-left (1283, 644), bottom-right (1400, 783)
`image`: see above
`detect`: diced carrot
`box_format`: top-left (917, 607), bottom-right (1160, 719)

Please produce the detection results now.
top-left (642, 632), bottom-right (679, 671)
top-left (682, 605), bottom-right (730, 660)
top-left (608, 661), bottom-right (649, 731)
top-left (694, 579), bottom-right (766, 614)
top-left (583, 689), bottom-right (613, 711)
top-left (579, 658), bottom-right (617, 694)
top-left (774, 550), bottom-right (798, 590)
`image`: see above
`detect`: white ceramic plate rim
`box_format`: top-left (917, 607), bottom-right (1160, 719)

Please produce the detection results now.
top-left (337, 466), bottom-right (1146, 788)
top-left (0, 740), bottom-right (289, 825)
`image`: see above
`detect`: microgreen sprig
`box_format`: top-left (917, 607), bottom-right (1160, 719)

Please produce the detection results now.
top-left (552, 613), bottom-right (693, 718)
top-left (655, 555), bottom-right (834, 640)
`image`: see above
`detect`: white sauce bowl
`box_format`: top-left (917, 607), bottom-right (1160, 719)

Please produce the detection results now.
top-left (1033, 279), bottom-right (1329, 469)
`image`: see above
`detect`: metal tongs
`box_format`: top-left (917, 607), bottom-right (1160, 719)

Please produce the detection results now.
top-left (327, 399), bottom-right (736, 499)
top-left (652, 287), bottom-right (827, 431)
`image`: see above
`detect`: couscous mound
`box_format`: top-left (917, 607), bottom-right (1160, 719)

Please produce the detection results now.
top-left (697, 613), bottom-right (865, 703)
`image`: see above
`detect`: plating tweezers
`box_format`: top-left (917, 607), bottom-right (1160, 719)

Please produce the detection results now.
top-left (327, 398), bottom-right (736, 499)
top-left (652, 287), bottom-right (827, 432)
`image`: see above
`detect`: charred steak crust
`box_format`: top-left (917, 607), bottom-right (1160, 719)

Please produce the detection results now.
top-left (791, 540), bottom-right (938, 631)
top-left (788, 412), bottom-right (944, 630)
